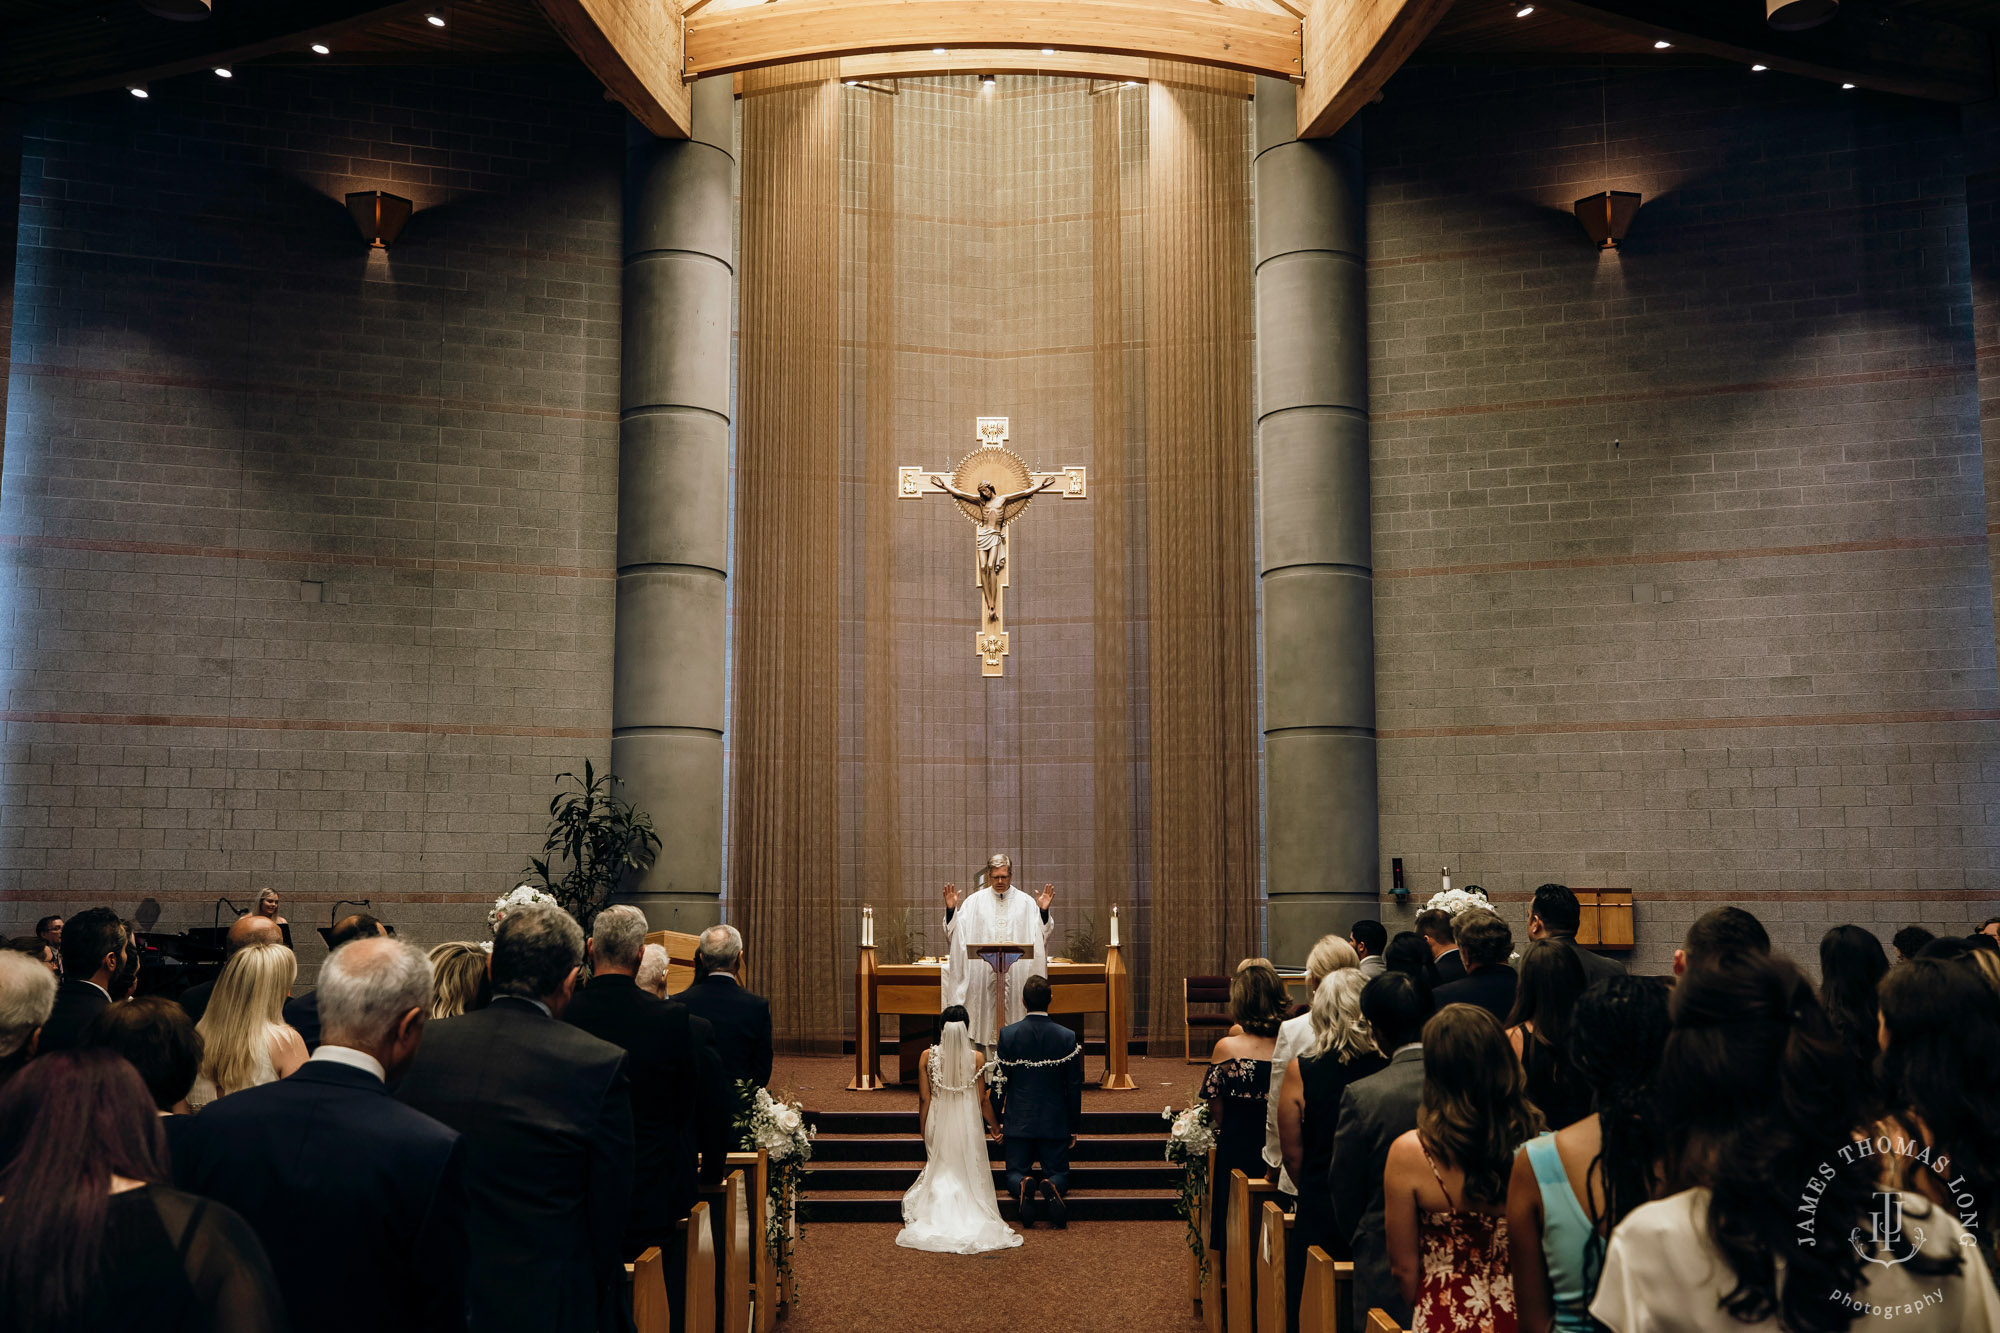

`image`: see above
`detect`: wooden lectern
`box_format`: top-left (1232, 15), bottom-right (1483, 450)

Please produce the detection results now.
top-left (970, 941), bottom-right (1034, 1045)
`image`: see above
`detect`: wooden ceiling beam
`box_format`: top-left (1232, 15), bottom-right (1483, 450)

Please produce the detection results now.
top-left (1538, 0), bottom-right (1994, 103)
top-left (683, 0), bottom-right (1302, 80)
top-left (1297, 0), bottom-right (1455, 138)
top-left (535, 0), bottom-right (690, 138)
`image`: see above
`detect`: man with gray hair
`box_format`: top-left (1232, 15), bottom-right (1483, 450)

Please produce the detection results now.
top-left (0, 948), bottom-right (58, 1086)
top-left (678, 921), bottom-right (774, 1092)
top-left (397, 904), bottom-right (635, 1333)
top-left (941, 852), bottom-right (1056, 1050)
top-left (175, 936), bottom-right (468, 1333)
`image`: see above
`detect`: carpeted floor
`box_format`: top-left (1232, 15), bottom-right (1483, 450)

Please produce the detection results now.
top-left (770, 1054), bottom-right (1209, 1112)
top-left (781, 1221), bottom-right (1205, 1333)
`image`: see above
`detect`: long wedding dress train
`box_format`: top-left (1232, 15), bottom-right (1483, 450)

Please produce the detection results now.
top-left (895, 1022), bottom-right (1024, 1255)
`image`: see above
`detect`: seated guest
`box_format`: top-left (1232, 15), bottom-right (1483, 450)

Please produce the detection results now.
top-left (1507, 976), bottom-right (1670, 1333)
top-left (396, 904), bottom-right (634, 1333)
top-left (1384, 931), bottom-right (1441, 991)
top-left (1434, 907), bottom-right (1517, 1023)
top-left (0, 950), bottom-right (58, 1087)
top-left (175, 912), bottom-right (284, 1026)
top-left (283, 913), bottom-right (388, 1051)
top-left (1816, 924), bottom-right (1888, 1101)
top-left (1204, 959), bottom-right (1285, 1268)
top-left (1505, 940), bottom-right (1591, 1130)
top-left (1262, 933), bottom-right (1359, 1197)
top-left (1670, 906), bottom-right (1768, 977)
top-left (177, 937), bottom-right (466, 1333)
top-left (0, 1049), bottom-right (285, 1333)
top-left (678, 924), bottom-right (775, 1096)
top-left (36, 915), bottom-right (63, 975)
top-left (1277, 970), bottom-right (1385, 1326)
top-left (1415, 907), bottom-right (1467, 984)
top-left (79, 998), bottom-right (203, 1158)
top-left (1875, 958), bottom-right (2000, 1272)
top-left (1330, 971), bottom-right (1433, 1330)
top-left (636, 941), bottom-right (672, 998)
top-left (8, 938), bottom-right (58, 975)
top-left (1892, 924), bottom-right (1936, 963)
top-left (427, 940), bottom-right (490, 1018)
top-left (189, 943), bottom-right (306, 1109)
top-left (565, 906), bottom-right (729, 1256)
top-left (1526, 884), bottom-right (1624, 985)
top-left (1592, 954), bottom-right (2000, 1331)
top-left (1350, 919), bottom-right (1388, 979)
top-left (39, 908), bottom-right (129, 1052)
top-left (1384, 1004), bottom-right (1542, 1331)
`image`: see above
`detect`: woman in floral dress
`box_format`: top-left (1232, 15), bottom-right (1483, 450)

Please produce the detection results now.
top-left (1201, 960), bottom-right (1287, 1262)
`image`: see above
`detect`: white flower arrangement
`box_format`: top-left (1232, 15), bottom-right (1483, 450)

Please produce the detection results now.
top-left (1424, 885), bottom-right (1493, 920)
top-left (489, 884), bottom-right (559, 933)
top-left (736, 1083), bottom-right (813, 1299)
top-left (743, 1085), bottom-right (815, 1164)
top-left (1163, 1103), bottom-right (1216, 1278)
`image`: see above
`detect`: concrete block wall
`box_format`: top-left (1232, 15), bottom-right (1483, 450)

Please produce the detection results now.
top-left (1364, 67), bottom-right (1998, 971)
top-left (0, 67), bottom-right (624, 981)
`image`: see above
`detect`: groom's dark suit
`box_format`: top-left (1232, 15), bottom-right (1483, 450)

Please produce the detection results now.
top-left (995, 1011), bottom-right (1084, 1199)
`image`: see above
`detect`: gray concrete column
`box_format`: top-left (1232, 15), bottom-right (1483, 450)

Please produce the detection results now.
top-left (612, 79), bottom-right (734, 933)
top-left (1254, 78), bottom-right (1380, 964)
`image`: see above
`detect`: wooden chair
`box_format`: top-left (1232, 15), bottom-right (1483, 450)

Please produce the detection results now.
top-left (1365, 1311), bottom-right (1404, 1333)
top-left (1256, 1200), bottom-right (1292, 1333)
top-left (1184, 975), bottom-right (1234, 1062)
top-left (628, 1246), bottom-right (672, 1333)
top-left (726, 1150), bottom-right (779, 1333)
top-left (1226, 1169), bottom-right (1280, 1333)
top-left (679, 1201), bottom-right (718, 1333)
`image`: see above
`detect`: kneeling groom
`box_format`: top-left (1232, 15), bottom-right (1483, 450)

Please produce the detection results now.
top-left (996, 975), bottom-right (1085, 1228)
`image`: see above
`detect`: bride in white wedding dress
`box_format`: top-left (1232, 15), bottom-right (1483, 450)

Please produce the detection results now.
top-left (896, 1007), bottom-right (1024, 1254)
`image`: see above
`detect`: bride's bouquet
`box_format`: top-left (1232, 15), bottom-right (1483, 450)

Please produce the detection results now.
top-left (736, 1084), bottom-right (814, 1298)
top-left (1162, 1103), bottom-right (1216, 1277)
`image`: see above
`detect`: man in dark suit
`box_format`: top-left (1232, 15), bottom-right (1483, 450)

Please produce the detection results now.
top-left (1414, 908), bottom-right (1468, 985)
top-left (175, 937), bottom-right (466, 1333)
top-left (1329, 972), bottom-right (1432, 1330)
top-left (1527, 883), bottom-right (1626, 987)
top-left (175, 912), bottom-right (284, 1026)
top-left (396, 904), bottom-right (634, 1333)
top-left (282, 913), bottom-right (388, 1051)
top-left (1432, 907), bottom-right (1517, 1022)
top-left (35, 916), bottom-right (63, 976)
top-left (677, 923), bottom-right (774, 1096)
top-left (565, 904), bottom-right (730, 1256)
top-left (996, 975), bottom-right (1085, 1228)
top-left (39, 908), bottom-right (128, 1052)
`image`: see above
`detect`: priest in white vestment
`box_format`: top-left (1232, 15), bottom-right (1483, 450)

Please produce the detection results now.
top-left (941, 853), bottom-right (1055, 1049)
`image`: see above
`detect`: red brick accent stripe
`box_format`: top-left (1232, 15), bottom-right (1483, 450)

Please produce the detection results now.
top-left (0, 533), bottom-right (614, 581)
top-left (1379, 534), bottom-right (1986, 581)
top-left (0, 709), bottom-right (609, 739)
top-left (14, 363), bottom-right (618, 424)
top-left (1373, 364), bottom-right (1967, 424)
top-left (1380, 708), bottom-right (2000, 741)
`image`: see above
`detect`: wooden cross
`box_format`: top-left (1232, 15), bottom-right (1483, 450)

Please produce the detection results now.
top-left (898, 417), bottom-right (1086, 677)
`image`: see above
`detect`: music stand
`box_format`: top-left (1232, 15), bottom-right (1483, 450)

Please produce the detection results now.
top-left (971, 942), bottom-right (1033, 1044)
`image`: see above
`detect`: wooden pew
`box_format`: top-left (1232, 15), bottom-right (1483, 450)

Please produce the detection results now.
top-left (726, 1149), bottom-right (781, 1333)
top-left (1226, 1169), bottom-right (1281, 1333)
top-left (1256, 1200), bottom-right (1292, 1333)
top-left (1365, 1312), bottom-right (1403, 1333)
top-left (629, 1245), bottom-right (672, 1333)
top-left (1297, 1247), bottom-right (1356, 1333)
top-left (1191, 1149), bottom-right (1222, 1333)
top-left (699, 1169), bottom-right (751, 1333)
top-left (681, 1201), bottom-right (718, 1333)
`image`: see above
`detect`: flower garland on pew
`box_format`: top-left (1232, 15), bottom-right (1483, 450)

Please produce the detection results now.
top-left (1163, 1103), bottom-right (1217, 1280)
top-left (735, 1084), bottom-right (814, 1300)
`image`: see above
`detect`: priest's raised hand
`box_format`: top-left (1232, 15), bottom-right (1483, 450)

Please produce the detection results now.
top-left (1037, 882), bottom-right (1054, 913)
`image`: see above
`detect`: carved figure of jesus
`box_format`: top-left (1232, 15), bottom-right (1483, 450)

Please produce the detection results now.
top-left (930, 474), bottom-right (1057, 623)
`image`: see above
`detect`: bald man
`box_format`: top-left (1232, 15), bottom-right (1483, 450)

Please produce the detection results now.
top-left (176, 912), bottom-right (286, 1025)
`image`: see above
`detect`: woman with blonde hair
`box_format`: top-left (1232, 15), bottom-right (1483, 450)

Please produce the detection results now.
top-left (188, 944), bottom-right (304, 1110)
top-left (427, 942), bottom-right (489, 1019)
top-left (1264, 934), bottom-right (1361, 1199)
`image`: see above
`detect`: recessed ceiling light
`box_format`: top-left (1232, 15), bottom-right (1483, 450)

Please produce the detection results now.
top-left (1042, 47), bottom-right (1055, 54)
top-left (127, 83), bottom-right (149, 98)
top-left (932, 47), bottom-right (946, 54)
top-left (311, 42), bottom-right (331, 55)
top-left (1515, 5), bottom-right (1533, 16)
top-left (1751, 63), bottom-right (1767, 71)
top-left (1842, 81), bottom-right (1855, 88)
top-left (425, 9), bottom-right (445, 26)
top-left (980, 74), bottom-right (996, 85)
top-left (1653, 39), bottom-right (1671, 48)
top-left (213, 66), bottom-right (232, 78)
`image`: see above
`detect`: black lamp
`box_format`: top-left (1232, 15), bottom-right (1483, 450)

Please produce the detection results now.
top-left (1574, 190), bottom-right (1641, 250)
top-left (346, 190), bottom-right (413, 249)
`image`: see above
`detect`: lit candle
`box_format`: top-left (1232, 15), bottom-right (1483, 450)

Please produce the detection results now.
top-left (1109, 905), bottom-right (1120, 948)
top-left (862, 905), bottom-right (873, 948)
top-left (1441, 867), bottom-right (1451, 896)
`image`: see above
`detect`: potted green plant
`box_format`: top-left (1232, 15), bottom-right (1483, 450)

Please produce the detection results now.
top-left (522, 760), bottom-right (662, 931)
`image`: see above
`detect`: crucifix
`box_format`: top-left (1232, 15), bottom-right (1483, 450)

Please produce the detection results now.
top-left (898, 417), bottom-right (1086, 677)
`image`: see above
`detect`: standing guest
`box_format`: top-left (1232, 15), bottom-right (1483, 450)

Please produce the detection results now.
top-left (1384, 931), bottom-right (1442, 992)
top-left (636, 942), bottom-right (673, 998)
top-left (40, 908), bottom-right (129, 1053)
top-left (250, 889), bottom-right (287, 928)
top-left (1670, 906), bottom-right (1769, 978)
top-left (1203, 959), bottom-right (1285, 1267)
top-left (1415, 908), bottom-right (1467, 985)
top-left (1505, 940), bottom-right (1591, 1130)
top-left (677, 924), bottom-right (775, 1098)
top-left (8, 937), bottom-right (58, 975)
top-left (189, 944), bottom-right (306, 1110)
top-left (1979, 916), bottom-right (2000, 943)
top-left (107, 926), bottom-right (143, 1002)
top-left (1507, 977), bottom-right (1671, 1333)
top-left (1434, 908), bottom-right (1518, 1023)
top-left (1330, 971), bottom-right (1434, 1330)
top-left (1526, 885), bottom-right (1625, 986)
top-left (1277, 970), bottom-right (1386, 1329)
top-left (175, 913), bottom-right (284, 1026)
top-left (1263, 934), bottom-right (1360, 1197)
top-left (1816, 924), bottom-right (1889, 1101)
top-left (1892, 924), bottom-right (1936, 963)
top-left (1351, 920), bottom-right (1388, 979)
top-left (0, 950), bottom-right (58, 1087)
top-left (1384, 1005), bottom-right (1542, 1333)
top-left (36, 916), bottom-right (63, 975)
top-left (427, 941), bottom-right (490, 1018)
top-left (177, 937), bottom-right (467, 1333)
top-left (565, 906), bottom-right (729, 1257)
top-left (0, 1049), bottom-right (285, 1333)
top-left (396, 904), bottom-right (634, 1333)
top-left (1591, 953), bottom-right (1999, 1332)
top-left (79, 999), bottom-right (203, 1160)
top-left (283, 914), bottom-right (388, 1051)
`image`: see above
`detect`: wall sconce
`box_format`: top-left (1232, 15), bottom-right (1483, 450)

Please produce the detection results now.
top-left (1574, 190), bottom-right (1640, 250)
top-left (1767, 0), bottom-right (1836, 29)
top-left (346, 190), bottom-right (413, 248)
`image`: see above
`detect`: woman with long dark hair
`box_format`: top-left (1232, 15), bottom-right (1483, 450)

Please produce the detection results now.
top-left (1590, 953), bottom-right (1998, 1332)
top-left (1505, 940), bottom-right (1590, 1131)
top-left (1384, 1003), bottom-right (1544, 1331)
top-left (0, 1049), bottom-right (282, 1333)
top-left (1817, 924), bottom-right (1888, 1101)
top-left (1506, 976), bottom-right (1669, 1333)
top-left (1203, 959), bottom-right (1286, 1262)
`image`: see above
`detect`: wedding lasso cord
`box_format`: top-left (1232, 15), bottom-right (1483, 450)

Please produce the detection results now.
top-left (927, 1045), bottom-right (1080, 1095)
